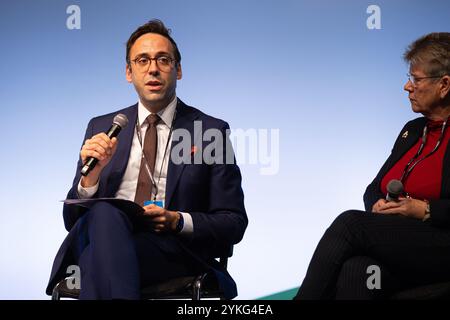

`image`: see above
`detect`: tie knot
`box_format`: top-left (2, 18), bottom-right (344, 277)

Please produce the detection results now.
top-left (146, 114), bottom-right (161, 126)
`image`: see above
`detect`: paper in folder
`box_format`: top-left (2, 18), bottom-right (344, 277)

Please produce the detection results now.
top-left (62, 198), bottom-right (145, 218)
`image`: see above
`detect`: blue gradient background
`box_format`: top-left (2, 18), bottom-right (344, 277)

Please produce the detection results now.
top-left (0, 0), bottom-right (449, 299)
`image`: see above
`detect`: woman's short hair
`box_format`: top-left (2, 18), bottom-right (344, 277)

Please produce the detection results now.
top-left (404, 32), bottom-right (450, 76)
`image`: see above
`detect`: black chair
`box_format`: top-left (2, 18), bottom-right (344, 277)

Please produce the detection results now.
top-left (52, 249), bottom-right (232, 300)
top-left (390, 281), bottom-right (450, 300)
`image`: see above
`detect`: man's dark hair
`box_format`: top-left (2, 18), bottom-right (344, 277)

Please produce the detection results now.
top-left (404, 32), bottom-right (450, 76)
top-left (126, 19), bottom-right (181, 66)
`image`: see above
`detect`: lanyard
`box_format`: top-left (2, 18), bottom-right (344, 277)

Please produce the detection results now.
top-left (135, 108), bottom-right (177, 201)
top-left (400, 117), bottom-right (448, 183)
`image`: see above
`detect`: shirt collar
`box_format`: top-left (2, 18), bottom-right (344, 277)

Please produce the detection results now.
top-left (138, 95), bottom-right (177, 128)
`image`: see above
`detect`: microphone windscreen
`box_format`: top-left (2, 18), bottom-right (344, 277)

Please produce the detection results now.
top-left (113, 113), bottom-right (129, 128)
top-left (387, 179), bottom-right (404, 196)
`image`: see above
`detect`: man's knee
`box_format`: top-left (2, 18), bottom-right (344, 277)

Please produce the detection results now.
top-left (86, 201), bottom-right (131, 229)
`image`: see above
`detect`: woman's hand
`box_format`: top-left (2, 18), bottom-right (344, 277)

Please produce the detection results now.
top-left (372, 197), bottom-right (427, 220)
top-left (372, 199), bottom-right (388, 213)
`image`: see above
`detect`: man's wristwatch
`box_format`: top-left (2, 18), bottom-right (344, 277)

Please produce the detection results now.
top-left (175, 212), bottom-right (184, 233)
top-left (423, 200), bottom-right (431, 222)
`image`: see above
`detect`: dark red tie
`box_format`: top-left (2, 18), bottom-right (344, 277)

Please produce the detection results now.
top-left (134, 114), bottom-right (160, 206)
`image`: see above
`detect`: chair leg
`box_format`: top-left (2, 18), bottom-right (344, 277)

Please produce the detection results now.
top-left (192, 277), bottom-right (202, 300)
top-left (51, 283), bottom-right (61, 300)
top-left (192, 274), bottom-right (209, 300)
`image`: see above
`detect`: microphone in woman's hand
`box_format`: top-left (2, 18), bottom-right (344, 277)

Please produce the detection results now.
top-left (386, 179), bottom-right (404, 202)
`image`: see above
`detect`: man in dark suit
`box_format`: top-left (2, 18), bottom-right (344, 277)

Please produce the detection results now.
top-left (46, 19), bottom-right (247, 299)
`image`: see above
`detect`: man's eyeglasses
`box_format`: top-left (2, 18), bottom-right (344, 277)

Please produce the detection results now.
top-left (407, 73), bottom-right (444, 86)
top-left (130, 55), bottom-right (175, 73)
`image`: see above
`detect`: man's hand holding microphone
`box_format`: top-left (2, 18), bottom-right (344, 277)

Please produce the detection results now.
top-left (79, 114), bottom-right (128, 187)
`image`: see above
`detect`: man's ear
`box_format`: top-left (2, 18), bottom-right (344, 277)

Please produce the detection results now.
top-left (126, 64), bottom-right (133, 83)
top-left (177, 63), bottom-right (182, 80)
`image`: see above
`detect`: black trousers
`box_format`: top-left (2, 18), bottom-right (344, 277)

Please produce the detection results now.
top-left (295, 210), bottom-right (450, 300)
top-left (72, 201), bottom-right (202, 299)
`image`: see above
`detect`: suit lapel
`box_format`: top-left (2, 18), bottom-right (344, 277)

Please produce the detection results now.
top-left (388, 119), bottom-right (426, 169)
top-left (165, 100), bottom-right (200, 208)
top-left (104, 104), bottom-right (138, 196)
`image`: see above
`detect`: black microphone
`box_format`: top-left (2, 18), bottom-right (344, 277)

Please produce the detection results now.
top-left (386, 179), bottom-right (404, 202)
top-left (80, 113), bottom-right (129, 176)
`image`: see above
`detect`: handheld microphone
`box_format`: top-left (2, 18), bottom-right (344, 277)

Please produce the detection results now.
top-left (386, 179), bottom-right (404, 202)
top-left (80, 113), bottom-right (129, 176)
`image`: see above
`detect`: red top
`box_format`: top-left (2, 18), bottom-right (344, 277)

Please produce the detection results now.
top-left (381, 120), bottom-right (450, 200)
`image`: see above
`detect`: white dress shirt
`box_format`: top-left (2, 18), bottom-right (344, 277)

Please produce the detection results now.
top-left (77, 96), bottom-right (193, 234)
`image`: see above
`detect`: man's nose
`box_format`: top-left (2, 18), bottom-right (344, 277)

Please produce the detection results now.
top-left (147, 59), bottom-right (159, 74)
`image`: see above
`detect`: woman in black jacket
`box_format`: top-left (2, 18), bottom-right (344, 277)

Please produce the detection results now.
top-left (295, 32), bottom-right (450, 300)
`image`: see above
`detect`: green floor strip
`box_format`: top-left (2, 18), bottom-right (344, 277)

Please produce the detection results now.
top-left (257, 287), bottom-right (299, 300)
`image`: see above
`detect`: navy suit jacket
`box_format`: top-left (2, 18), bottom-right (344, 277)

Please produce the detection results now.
top-left (364, 116), bottom-right (450, 227)
top-left (46, 99), bottom-right (247, 297)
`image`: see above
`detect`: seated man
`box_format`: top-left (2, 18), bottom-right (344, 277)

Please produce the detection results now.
top-left (46, 19), bottom-right (247, 300)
